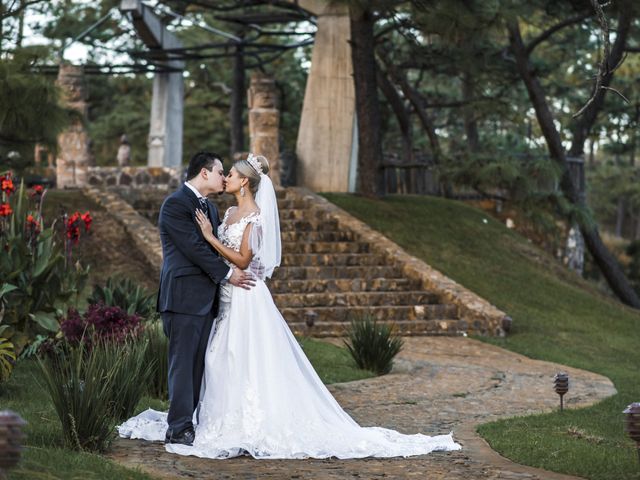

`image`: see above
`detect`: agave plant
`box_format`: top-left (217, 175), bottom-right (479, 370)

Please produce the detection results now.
top-left (88, 276), bottom-right (157, 319)
top-left (344, 315), bottom-right (404, 375)
top-left (144, 320), bottom-right (169, 400)
top-left (37, 337), bottom-right (154, 451)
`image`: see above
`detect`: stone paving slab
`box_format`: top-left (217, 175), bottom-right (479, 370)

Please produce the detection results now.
top-left (109, 337), bottom-right (615, 479)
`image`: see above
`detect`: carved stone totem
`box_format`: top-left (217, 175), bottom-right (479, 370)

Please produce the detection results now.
top-left (247, 72), bottom-right (280, 186)
top-left (55, 63), bottom-right (93, 188)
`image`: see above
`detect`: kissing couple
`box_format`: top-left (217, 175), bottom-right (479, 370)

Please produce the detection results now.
top-left (119, 151), bottom-right (461, 459)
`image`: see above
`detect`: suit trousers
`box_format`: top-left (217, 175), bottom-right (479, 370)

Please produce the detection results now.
top-left (162, 310), bottom-right (215, 434)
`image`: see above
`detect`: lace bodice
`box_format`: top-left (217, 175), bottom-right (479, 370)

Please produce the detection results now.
top-left (218, 207), bottom-right (260, 255)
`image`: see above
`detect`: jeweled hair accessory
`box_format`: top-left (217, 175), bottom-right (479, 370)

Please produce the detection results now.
top-left (247, 153), bottom-right (264, 174)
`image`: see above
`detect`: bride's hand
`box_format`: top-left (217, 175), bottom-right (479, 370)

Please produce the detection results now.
top-left (195, 209), bottom-right (215, 242)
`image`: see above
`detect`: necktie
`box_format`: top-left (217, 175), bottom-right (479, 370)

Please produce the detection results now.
top-left (198, 197), bottom-right (209, 213)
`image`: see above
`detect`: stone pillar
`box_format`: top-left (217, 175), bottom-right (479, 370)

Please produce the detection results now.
top-left (148, 70), bottom-right (183, 168)
top-left (120, 0), bottom-right (184, 169)
top-left (34, 144), bottom-right (43, 166)
top-left (248, 72), bottom-right (280, 186)
top-left (295, 1), bottom-right (356, 192)
top-left (55, 63), bottom-right (93, 188)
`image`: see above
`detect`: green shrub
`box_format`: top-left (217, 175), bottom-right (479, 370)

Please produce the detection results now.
top-left (144, 320), bottom-right (168, 400)
top-left (88, 276), bottom-right (157, 319)
top-left (344, 315), bottom-right (404, 375)
top-left (36, 338), bottom-right (154, 451)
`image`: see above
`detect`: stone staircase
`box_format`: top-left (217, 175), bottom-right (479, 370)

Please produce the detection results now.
top-left (265, 190), bottom-right (465, 337)
top-left (91, 186), bottom-right (509, 337)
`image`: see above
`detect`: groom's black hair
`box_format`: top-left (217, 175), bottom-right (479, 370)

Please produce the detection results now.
top-left (186, 151), bottom-right (222, 180)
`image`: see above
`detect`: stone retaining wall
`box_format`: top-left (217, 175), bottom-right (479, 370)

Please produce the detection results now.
top-left (84, 186), bottom-right (163, 275)
top-left (87, 167), bottom-right (182, 189)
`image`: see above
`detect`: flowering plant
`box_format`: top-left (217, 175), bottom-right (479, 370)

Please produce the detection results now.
top-left (0, 171), bottom-right (90, 356)
top-left (60, 304), bottom-right (143, 346)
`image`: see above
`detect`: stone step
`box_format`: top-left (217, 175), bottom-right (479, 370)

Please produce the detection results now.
top-left (270, 266), bottom-right (403, 280)
top-left (281, 253), bottom-right (385, 267)
top-left (272, 291), bottom-right (440, 308)
top-left (278, 209), bottom-right (329, 221)
top-left (268, 277), bottom-right (419, 294)
top-left (276, 199), bottom-right (309, 210)
top-left (282, 241), bottom-right (370, 254)
top-left (280, 231), bottom-right (359, 242)
top-left (279, 304), bottom-right (459, 323)
top-left (287, 319), bottom-right (465, 337)
top-left (279, 219), bottom-right (340, 232)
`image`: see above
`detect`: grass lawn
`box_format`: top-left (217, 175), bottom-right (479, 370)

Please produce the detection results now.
top-left (324, 193), bottom-right (640, 480)
top-left (1, 338), bottom-right (371, 479)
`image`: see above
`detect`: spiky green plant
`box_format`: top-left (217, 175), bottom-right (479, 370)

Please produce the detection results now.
top-left (36, 337), bottom-right (154, 451)
top-left (144, 320), bottom-right (168, 400)
top-left (344, 315), bottom-right (404, 375)
top-left (88, 276), bottom-right (157, 319)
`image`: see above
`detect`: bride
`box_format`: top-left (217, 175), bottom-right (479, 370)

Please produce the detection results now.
top-left (119, 154), bottom-right (461, 459)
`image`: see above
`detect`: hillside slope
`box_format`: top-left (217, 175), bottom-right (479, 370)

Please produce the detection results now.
top-left (323, 193), bottom-right (640, 480)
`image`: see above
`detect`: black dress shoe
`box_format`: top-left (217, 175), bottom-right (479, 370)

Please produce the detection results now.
top-left (166, 427), bottom-right (195, 446)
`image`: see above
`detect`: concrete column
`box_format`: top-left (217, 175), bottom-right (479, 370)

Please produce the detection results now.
top-left (120, 0), bottom-right (184, 168)
top-left (148, 71), bottom-right (183, 168)
top-left (248, 72), bottom-right (280, 186)
top-left (295, 1), bottom-right (357, 192)
top-left (55, 63), bottom-right (93, 188)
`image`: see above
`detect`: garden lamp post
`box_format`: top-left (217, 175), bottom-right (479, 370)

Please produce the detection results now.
top-left (623, 403), bottom-right (640, 464)
top-left (553, 372), bottom-right (569, 411)
top-left (0, 410), bottom-right (27, 478)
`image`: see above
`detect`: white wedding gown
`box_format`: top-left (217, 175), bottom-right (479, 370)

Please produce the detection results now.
top-left (118, 209), bottom-right (461, 459)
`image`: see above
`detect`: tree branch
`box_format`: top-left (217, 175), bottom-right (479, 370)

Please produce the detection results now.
top-left (525, 13), bottom-right (592, 56)
top-left (573, 0), bottom-right (612, 118)
top-left (1, 0), bottom-right (47, 20)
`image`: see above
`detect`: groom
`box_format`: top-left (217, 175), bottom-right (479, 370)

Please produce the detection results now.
top-left (157, 151), bottom-right (254, 446)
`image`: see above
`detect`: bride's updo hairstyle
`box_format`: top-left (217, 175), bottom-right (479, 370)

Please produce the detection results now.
top-left (234, 154), bottom-right (270, 193)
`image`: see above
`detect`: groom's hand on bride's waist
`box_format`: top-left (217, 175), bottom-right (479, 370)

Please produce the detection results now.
top-left (228, 268), bottom-right (256, 290)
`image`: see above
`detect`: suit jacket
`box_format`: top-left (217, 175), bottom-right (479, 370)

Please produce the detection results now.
top-left (156, 184), bottom-right (231, 316)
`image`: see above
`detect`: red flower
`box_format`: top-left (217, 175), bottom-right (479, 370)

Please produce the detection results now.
top-left (26, 214), bottom-right (40, 228)
top-left (0, 203), bottom-right (12, 217)
top-left (30, 185), bottom-right (45, 198)
top-left (65, 211), bottom-right (92, 245)
top-left (80, 212), bottom-right (92, 232)
top-left (0, 176), bottom-right (15, 196)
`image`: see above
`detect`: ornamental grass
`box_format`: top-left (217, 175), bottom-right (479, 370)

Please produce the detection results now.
top-left (344, 315), bottom-right (403, 375)
top-left (36, 337), bottom-right (154, 452)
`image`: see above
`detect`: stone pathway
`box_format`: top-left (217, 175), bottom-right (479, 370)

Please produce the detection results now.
top-left (109, 337), bottom-right (615, 479)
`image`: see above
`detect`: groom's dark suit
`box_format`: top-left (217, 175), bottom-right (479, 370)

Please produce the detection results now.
top-left (157, 184), bottom-right (231, 436)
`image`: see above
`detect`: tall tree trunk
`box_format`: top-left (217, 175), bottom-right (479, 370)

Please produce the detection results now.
top-left (462, 72), bottom-right (479, 151)
top-left (350, 5), bottom-right (383, 196)
top-left (378, 48), bottom-right (441, 161)
top-left (588, 137), bottom-right (596, 166)
top-left (568, 11), bottom-right (632, 157)
top-left (508, 17), bottom-right (640, 308)
top-left (376, 63), bottom-right (412, 163)
top-left (17, 0), bottom-right (24, 47)
top-left (230, 40), bottom-right (245, 158)
top-left (0, 1), bottom-right (4, 56)
top-left (615, 198), bottom-right (626, 238)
